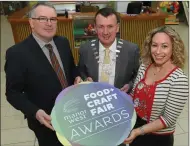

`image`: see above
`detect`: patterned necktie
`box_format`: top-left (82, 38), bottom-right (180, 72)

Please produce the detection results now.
top-left (45, 44), bottom-right (68, 88)
top-left (100, 49), bottom-right (110, 83)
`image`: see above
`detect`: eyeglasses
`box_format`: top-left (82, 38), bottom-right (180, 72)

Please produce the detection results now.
top-left (32, 17), bottom-right (57, 23)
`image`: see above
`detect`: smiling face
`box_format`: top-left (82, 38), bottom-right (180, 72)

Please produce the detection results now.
top-left (29, 5), bottom-right (57, 42)
top-left (151, 32), bottom-right (173, 66)
top-left (95, 14), bottom-right (119, 48)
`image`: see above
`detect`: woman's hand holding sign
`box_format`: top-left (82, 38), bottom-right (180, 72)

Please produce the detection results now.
top-left (124, 129), bottom-right (141, 144)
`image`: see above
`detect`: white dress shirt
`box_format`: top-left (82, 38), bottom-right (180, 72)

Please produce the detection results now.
top-left (98, 39), bottom-right (117, 85)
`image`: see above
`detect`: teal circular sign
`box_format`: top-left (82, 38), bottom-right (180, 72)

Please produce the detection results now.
top-left (51, 82), bottom-right (136, 146)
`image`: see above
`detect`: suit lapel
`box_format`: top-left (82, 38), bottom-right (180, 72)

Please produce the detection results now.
top-left (114, 39), bottom-right (126, 86)
top-left (89, 39), bottom-right (99, 81)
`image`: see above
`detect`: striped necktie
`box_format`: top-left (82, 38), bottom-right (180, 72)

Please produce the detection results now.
top-left (45, 44), bottom-right (68, 88)
top-left (100, 49), bottom-right (110, 83)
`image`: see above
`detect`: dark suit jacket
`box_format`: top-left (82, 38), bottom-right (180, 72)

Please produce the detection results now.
top-left (78, 39), bottom-right (140, 92)
top-left (5, 35), bottom-right (79, 122)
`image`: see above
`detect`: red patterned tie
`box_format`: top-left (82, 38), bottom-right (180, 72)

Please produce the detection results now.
top-left (45, 44), bottom-right (68, 88)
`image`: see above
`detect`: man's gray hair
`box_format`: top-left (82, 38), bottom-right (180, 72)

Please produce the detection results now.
top-left (28, 2), bottom-right (56, 18)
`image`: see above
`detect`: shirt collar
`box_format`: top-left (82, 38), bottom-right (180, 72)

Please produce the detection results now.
top-left (32, 33), bottom-right (54, 49)
top-left (99, 38), bottom-right (117, 52)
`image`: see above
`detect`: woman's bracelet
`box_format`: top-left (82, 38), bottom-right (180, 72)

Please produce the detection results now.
top-left (139, 126), bottom-right (145, 135)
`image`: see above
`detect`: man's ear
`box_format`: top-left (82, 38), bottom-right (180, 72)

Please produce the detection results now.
top-left (29, 18), bottom-right (34, 29)
top-left (94, 24), bottom-right (98, 33)
top-left (116, 23), bottom-right (119, 33)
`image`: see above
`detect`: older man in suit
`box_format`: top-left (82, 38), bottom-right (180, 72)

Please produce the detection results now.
top-left (79, 8), bottom-right (140, 95)
top-left (5, 2), bottom-right (82, 146)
